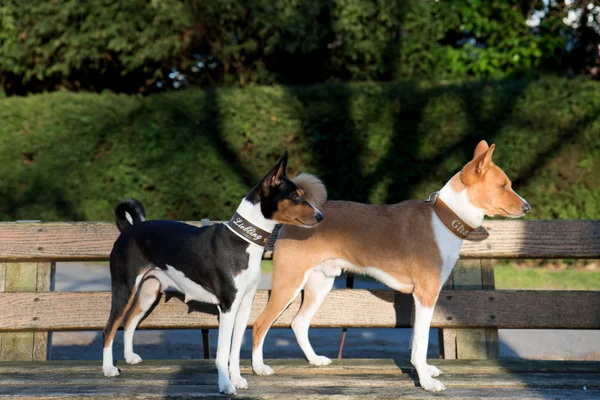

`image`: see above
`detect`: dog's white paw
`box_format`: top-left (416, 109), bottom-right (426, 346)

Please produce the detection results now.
top-left (309, 355), bottom-right (332, 366)
top-left (253, 363), bottom-right (275, 376)
top-left (427, 364), bottom-right (442, 377)
top-left (125, 353), bottom-right (143, 365)
top-left (231, 375), bottom-right (249, 390)
top-left (420, 377), bottom-right (446, 392)
top-left (219, 381), bottom-right (237, 395)
top-left (103, 365), bottom-right (120, 377)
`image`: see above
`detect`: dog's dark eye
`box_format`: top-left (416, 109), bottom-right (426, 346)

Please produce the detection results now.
top-left (502, 183), bottom-right (508, 190)
top-left (291, 193), bottom-right (300, 202)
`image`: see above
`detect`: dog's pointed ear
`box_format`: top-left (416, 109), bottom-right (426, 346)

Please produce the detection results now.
top-left (260, 151), bottom-right (288, 194)
top-left (475, 143), bottom-right (495, 174)
top-left (473, 140), bottom-right (489, 159)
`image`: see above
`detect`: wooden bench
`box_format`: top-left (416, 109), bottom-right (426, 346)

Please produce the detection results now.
top-left (0, 220), bottom-right (599, 399)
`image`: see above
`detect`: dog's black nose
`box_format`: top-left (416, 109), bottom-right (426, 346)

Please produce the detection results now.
top-left (315, 212), bottom-right (323, 222)
top-left (522, 202), bottom-right (531, 214)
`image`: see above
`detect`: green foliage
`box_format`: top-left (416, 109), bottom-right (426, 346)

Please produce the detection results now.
top-left (0, 0), bottom-right (192, 94)
top-left (398, 1), bottom-right (550, 79)
top-left (0, 77), bottom-right (597, 222)
top-left (0, 1), bottom-right (594, 93)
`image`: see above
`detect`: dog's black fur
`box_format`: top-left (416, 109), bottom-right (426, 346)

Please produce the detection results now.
top-left (101, 151), bottom-right (323, 394)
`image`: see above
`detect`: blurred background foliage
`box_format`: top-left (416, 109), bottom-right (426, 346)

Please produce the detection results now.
top-left (0, 0), bottom-right (597, 224)
top-left (1, 0), bottom-right (599, 94)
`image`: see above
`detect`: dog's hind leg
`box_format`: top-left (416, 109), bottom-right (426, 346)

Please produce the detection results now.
top-left (123, 277), bottom-right (160, 365)
top-left (102, 280), bottom-right (138, 377)
top-left (228, 284), bottom-right (258, 390)
top-left (292, 270), bottom-right (335, 366)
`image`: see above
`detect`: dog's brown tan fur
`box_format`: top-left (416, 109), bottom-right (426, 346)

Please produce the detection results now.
top-left (252, 141), bottom-right (530, 392)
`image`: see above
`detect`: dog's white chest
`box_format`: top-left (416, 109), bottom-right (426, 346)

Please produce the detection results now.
top-left (163, 265), bottom-right (220, 304)
top-left (234, 245), bottom-right (263, 290)
top-left (431, 213), bottom-right (462, 287)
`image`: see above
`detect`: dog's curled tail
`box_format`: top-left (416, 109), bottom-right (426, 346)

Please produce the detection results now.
top-left (114, 198), bottom-right (146, 233)
top-left (292, 173), bottom-right (327, 208)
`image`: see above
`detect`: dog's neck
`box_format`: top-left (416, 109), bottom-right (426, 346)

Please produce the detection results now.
top-left (225, 198), bottom-right (277, 247)
top-left (437, 174), bottom-right (485, 230)
top-left (234, 198), bottom-right (277, 233)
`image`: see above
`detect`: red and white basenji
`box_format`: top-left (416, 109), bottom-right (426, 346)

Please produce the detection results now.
top-left (251, 141), bottom-right (530, 392)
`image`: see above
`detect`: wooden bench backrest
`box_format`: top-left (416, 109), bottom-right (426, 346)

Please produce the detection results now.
top-left (1, 220), bottom-right (598, 261)
top-left (0, 220), bottom-right (598, 361)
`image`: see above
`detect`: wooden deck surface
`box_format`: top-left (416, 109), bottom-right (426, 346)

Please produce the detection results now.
top-left (0, 359), bottom-right (598, 399)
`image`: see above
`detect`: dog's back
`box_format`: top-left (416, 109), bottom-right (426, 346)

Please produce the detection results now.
top-left (274, 200), bottom-right (443, 300)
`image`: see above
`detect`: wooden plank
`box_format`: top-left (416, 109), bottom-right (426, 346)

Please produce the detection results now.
top-left (32, 263), bottom-right (53, 361)
top-left (1, 371), bottom-right (600, 390)
top-left (0, 263), bottom-right (5, 291)
top-left (1, 289), bottom-right (600, 331)
top-left (0, 221), bottom-right (248, 262)
top-left (5, 263), bottom-right (37, 292)
top-left (452, 260), bottom-right (499, 360)
top-left (0, 220), bottom-right (598, 262)
top-left (2, 355), bottom-right (597, 400)
top-left (439, 270), bottom-right (456, 359)
top-left (455, 329), bottom-right (486, 359)
top-left (0, 334), bottom-right (33, 362)
top-left (462, 220), bottom-right (600, 258)
top-left (481, 259), bottom-right (499, 359)
top-left (453, 260), bottom-right (488, 359)
top-left (0, 263), bottom-right (37, 361)
top-left (0, 382), bottom-right (598, 399)
top-left (0, 264), bottom-right (4, 356)
top-left (440, 328), bottom-right (457, 359)
top-left (3, 359), bottom-right (600, 375)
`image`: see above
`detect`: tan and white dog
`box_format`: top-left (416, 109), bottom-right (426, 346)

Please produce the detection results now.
top-left (251, 141), bottom-right (530, 392)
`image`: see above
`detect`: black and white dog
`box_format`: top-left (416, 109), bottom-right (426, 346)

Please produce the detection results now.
top-left (101, 152), bottom-right (324, 394)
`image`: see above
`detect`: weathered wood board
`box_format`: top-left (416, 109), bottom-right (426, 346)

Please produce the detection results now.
top-left (0, 359), bottom-right (598, 399)
top-left (0, 220), bottom-right (598, 261)
top-left (1, 289), bottom-right (599, 331)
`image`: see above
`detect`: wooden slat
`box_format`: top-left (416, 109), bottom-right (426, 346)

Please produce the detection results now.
top-left (0, 359), bottom-right (599, 399)
top-left (1, 372), bottom-right (599, 390)
top-left (2, 385), bottom-right (598, 399)
top-left (0, 263), bottom-right (38, 361)
top-left (1, 289), bottom-right (599, 332)
top-left (3, 359), bottom-right (600, 375)
top-left (0, 263), bottom-right (53, 361)
top-left (454, 260), bottom-right (489, 360)
top-left (32, 263), bottom-right (53, 361)
top-left (5, 262), bottom-right (37, 292)
top-left (0, 220), bottom-right (598, 261)
top-left (440, 260), bottom-right (499, 360)
top-left (462, 220), bottom-right (600, 258)
top-left (0, 263), bottom-right (5, 291)
top-left (0, 264), bottom-right (4, 356)
top-left (439, 268), bottom-right (456, 359)
top-left (453, 260), bottom-right (499, 360)
top-left (0, 334), bottom-right (33, 362)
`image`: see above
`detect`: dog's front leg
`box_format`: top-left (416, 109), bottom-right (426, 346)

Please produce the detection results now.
top-left (410, 295), bottom-right (446, 392)
top-left (228, 284), bottom-right (258, 390)
top-left (216, 303), bottom-right (241, 395)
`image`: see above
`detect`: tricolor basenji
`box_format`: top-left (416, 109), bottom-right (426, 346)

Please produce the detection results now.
top-left (251, 141), bottom-right (530, 392)
top-left (101, 152), bottom-right (324, 394)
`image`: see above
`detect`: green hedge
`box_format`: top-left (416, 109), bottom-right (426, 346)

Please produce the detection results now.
top-left (0, 76), bottom-right (598, 221)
